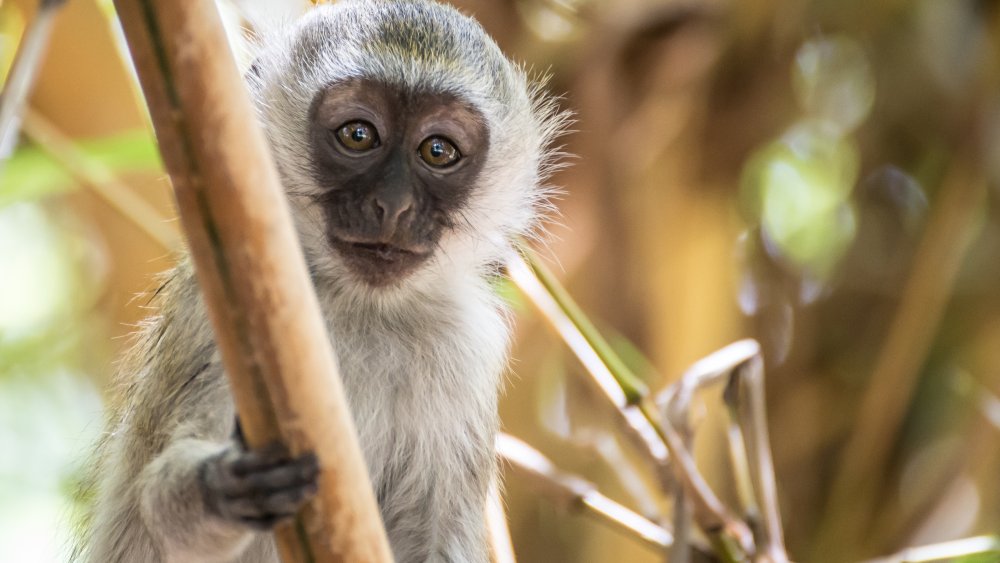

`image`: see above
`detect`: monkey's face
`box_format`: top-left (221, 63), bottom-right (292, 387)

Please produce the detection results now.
top-left (308, 78), bottom-right (490, 287)
top-left (250, 1), bottom-right (565, 294)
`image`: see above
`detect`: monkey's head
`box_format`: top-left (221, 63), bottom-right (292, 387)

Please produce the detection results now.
top-left (248, 1), bottom-right (567, 292)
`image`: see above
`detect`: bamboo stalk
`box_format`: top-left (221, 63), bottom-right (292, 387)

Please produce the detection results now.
top-left (111, 1), bottom-right (392, 561)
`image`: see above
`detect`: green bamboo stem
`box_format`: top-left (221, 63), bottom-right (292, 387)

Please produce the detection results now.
top-left (521, 249), bottom-right (649, 404)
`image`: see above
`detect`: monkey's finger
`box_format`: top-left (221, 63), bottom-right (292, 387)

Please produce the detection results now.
top-left (222, 481), bottom-right (318, 519)
top-left (257, 484), bottom-right (319, 514)
top-left (229, 442), bottom-right (294, 475)
top-left (219, 455), bottom-right (319, 498)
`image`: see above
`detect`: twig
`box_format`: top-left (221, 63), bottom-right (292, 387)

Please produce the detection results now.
top-left (0, 0), bottom-right (67, 167)
top-left (865, 535), bottom-right (1000, 563)
top-left (486, 484), bottom-right (517, 563)
top-left (497, 433), bottom-right (674, 552)
top-left (20, 108), bottom-right (179, 250)
top-left (111, 1), bottom-right (392, 561)
top-left (659, 340), bottom-right (761, 563)
top-left (724, 352), bottom-right (789, 563)
top-left (510, 251), bottom-right (755, 561)
top-left (507, 254), bottom-right (672, 487)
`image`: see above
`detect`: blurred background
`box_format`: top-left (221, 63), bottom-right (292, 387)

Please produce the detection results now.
top-left (1, 0), bottom-right (999, 561)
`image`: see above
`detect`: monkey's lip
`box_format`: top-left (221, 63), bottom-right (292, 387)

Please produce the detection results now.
top-left (328, 235), bottom-right (432, 286)
top-left (344, 241), bottom-right (422, 262)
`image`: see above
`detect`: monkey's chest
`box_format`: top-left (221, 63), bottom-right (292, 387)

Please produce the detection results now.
top-left (346, 361), bottom-right (484, 485)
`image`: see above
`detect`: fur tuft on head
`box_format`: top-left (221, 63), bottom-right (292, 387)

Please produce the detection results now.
top-left (247, 0), bottom-right (570, 299)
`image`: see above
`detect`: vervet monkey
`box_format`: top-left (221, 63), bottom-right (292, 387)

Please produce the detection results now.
top-left (79, 1), bottom-right (566, 562)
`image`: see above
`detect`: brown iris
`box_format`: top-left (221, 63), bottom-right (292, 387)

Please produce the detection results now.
top-left (336, 121), bottom-right (380, 151)
top-left (418, 136), bottom-right (461, 168)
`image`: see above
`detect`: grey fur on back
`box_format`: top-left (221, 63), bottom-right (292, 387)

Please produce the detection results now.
top-left (77, 1), bottom-right (567, 562)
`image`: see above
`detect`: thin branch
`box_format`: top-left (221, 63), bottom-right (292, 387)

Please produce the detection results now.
top-left (0, 0), bottom-right (67, 167)
top-left (497, 433), bottom-right (674, 553)
top-left (638, 398), bottom-right (755, 561)
top-left (507, 254), bottom-right (672, 487)
top-left (724, 353), bottom-right (789, 563)
top-left (510, 251), bottom-right (755, 561)
top-left (20, 108), bottom-right (179, 250)
top-left (486, 484), bottom-right (517, 563)
top-left (659, 340), bottom-right (761, 563)
top-left (865, 535), bottom-right (1000, 563)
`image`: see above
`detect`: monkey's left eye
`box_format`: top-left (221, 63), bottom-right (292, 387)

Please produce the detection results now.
top-left (418, 136), bottom-right (461, 168)
top-left (335, 121), bottom-right (380, 152)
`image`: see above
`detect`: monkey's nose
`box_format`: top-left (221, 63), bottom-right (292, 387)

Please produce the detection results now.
top-left (372, 190), bottom-right (414, 238)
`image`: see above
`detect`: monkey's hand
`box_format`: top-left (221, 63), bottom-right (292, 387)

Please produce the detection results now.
top-left (200, 441), bottom-right (319, 531)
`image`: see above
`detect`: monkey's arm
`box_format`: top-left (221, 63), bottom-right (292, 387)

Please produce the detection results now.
top-left (134, 372), bottom-right (319, 562)
top-left (137, 434), bottom-right (254, 562)
top-left (87, 266), bottom-right (316, 563)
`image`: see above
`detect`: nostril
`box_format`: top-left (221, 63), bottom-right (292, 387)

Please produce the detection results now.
top-left (372, 197), bottom-right (386, 221)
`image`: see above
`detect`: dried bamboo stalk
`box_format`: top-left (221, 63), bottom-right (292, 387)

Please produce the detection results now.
top-left (111, 1), bottom-right (392, 561)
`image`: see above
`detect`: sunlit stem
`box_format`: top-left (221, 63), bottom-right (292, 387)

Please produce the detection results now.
top-left (0, 0), bottom-right (67, 168)
top-left (723, 353), bottom-right (789, 563)
top-left (638, 400), bottom-right (755, 563)
top-left (659, 340), bottom-right (760, 563)
top-left (509, 250), bottom-right (755, 562)
top-left (507, 253), bottom-right (673, 489)
top-left (497, 433), bottom-right (674, 553)
top-left (725, 420), bottom-right (759, 523)
top-left (517, 249), bottom-right (649, 404)
top-left (865, 535), bottom-right (1000, 563)
top-left (486, 483), bottom-right (517, 563)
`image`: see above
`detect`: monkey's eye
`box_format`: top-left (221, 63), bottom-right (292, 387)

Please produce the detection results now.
top-left (335, 121), bottom-right (380, 152)
top-left (418, 136), bottom-right (461, 168)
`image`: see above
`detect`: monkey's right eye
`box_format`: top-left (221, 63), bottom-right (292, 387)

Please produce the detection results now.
top-left (335, 121), bottom-right (380, 152)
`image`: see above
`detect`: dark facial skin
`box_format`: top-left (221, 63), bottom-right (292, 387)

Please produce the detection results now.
top-left (309, 78), bottom-right (490, 287)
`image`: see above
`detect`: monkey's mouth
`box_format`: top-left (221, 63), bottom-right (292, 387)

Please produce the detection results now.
top-left (348, 241), bottom-right (421, 262)
top-left (329, 236), bottom-right (431, 286)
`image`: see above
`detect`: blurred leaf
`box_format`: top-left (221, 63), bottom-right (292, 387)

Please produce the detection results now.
top-left (741, 121), bottom-right (860, 279)
top-left (792, 35), bottom-right (875, 134)
top-left (0, 129), bottom-right (161, 207)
